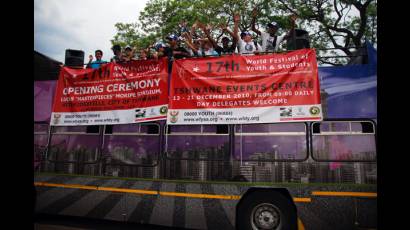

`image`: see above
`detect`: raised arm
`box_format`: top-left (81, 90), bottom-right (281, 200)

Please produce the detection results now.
top-left (232, 13), bottom-right (240, 42)
top-left (190, 21), bottom-right (199, 38)
top-left (197, 22), bottom-right (219, 49)
top-left (251, 8), bottom-right (261, 36)
top-left (284, 15), bottom-right (297, 40)
top-left (221, 23), bottom-right (233, 40)
top-left (131, 47), bottom-right (138, 60)
top-left (182, 32), bottom-right (199, 54)
top-left (173, 48), bottom-right (191, 58)
top-left (86, 55), bottom-right (93, 68)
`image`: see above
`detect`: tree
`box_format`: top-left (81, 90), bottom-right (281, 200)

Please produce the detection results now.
top-left (112, 0), bottom-right (376, 65)
top-left (111, 23), bottom-right (157, 50)
top-left (273, 0), bottom-right (377, 65)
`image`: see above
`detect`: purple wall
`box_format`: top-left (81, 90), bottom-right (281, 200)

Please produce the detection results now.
top-left (34, 80), bottom-right (57, 122)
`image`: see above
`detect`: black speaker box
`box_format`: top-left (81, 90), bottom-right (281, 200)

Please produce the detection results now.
top-left (286, 29), bottom-right (310, 50)
top-left (65, 49), bottom-right (84, 67)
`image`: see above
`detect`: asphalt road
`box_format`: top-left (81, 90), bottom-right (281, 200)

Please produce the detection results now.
top-left (34, 214), bottom-right (188, 230)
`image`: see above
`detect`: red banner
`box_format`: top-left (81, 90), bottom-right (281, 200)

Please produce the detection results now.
top-left (51, 59), bottom-right (169, 126)
top-left (168, 49), bottom-right (322, 124)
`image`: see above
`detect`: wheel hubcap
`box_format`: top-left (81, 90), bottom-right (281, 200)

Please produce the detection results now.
top-left (251, 203), bottom-right (281, 229)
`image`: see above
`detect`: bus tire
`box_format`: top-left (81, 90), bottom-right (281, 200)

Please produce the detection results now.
top-left (237, 190), bottom-right (297, 230)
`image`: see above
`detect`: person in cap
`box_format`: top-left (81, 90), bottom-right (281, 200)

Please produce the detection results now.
top-left (221, 37), bottom-right (234, 52)
top-left (86, 49), bottom-right (108, 69)
top-left (110, 44), bottom-right (123, 63)
top-left (201, 39), bottom-right (219, 56)
top-left (138, 49), bottom-right (148, 60)
top-left (122, 45), bottom-right (137, 62)
top-left (233, 13), bottom-right (262, 55)
top-left (154, 42), bottom-right (166, 52)
top-left (196, 21), bottom-right (238, 55)
top-left (181, 31), bottom-right (204, 57)
top-left (149, 42), bottom-right (165, 60)
top-left (182, 23), bottom-right (219, 57)
top-left (251, 8), bottom-right (297, 52)
top-left (164, 34), bottom-right (190, 60)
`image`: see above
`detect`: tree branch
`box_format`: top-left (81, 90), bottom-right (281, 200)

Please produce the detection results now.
top-left (355, 0), bottom-right (374, 44)
top-left (334, 0), bottom-right (348, 26)
top-left (333, 0), bottom-right (343, 26)
top-left (277, 0), bottom-right (300, 16)
top-left (322, 25), bottom-right (352, 55)
top-left (317, 58), bottom-right (344, 66)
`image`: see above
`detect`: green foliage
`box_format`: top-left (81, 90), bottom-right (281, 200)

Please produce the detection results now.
top-left (111, 0), bottom-right (377, 65)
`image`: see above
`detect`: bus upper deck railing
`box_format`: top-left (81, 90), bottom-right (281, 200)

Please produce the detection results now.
top-left (72, 46), bottom-right (367, 67)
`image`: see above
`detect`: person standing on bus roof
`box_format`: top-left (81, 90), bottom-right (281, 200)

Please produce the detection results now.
top-left (86, 50), bottom-right (108, 69)
top-left (151, 42), bottom-right (167, 60)
top-left (197, 21), bottom-right (238, 56)
top-left (162, 34), bottom-right (190, 72)
top-left (233, 13), bottom-right (262, 55)
top-left (164, 34), bottom-right (191, 60)
top-left (235, 31), bottom-right (262, 55)
top-left (110, 44), bottom-right (123, 63)
top-left (251, 8), bottom-right (297, 52)
top-left (122, 45), bottom-right (138, 62)
top-left (138, 49), bottom-right (149, 60)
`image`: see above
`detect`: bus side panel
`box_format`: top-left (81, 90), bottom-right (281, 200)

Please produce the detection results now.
top-left (35, 175), bottom-right (127, 222)
top-left (296, 196), bottom-right (376, 229)
top-left (284, 185), bottom-right (376, 230)
top-left (35, 174), bottom-right (376, 230)
top-left (124, 182), bottom-right (238, 230)
top-left (34, 174), bottom-right (240, 230)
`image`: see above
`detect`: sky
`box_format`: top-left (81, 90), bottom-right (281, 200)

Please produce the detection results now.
top-left (34, 0), bottom-right (149, 63)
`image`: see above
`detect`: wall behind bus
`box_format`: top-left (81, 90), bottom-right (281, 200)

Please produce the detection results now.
top-left (35, 80), bottom-right (57, 122)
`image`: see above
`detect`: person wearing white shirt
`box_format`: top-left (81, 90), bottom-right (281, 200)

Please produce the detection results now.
top-left (251, 8), bottom-right (297, 53)
top-left (237, 31), bottom-right (262, 55)
top-left (232, 13), bottom-right (262, 55)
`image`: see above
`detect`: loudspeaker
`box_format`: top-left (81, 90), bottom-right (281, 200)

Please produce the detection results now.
top-left (286, 29), bottom-right (310, 50)
top-left (65, 49), bottom-right (84, 68)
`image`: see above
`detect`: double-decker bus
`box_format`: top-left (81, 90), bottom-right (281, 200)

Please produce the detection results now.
top-left (34, 43), bottom-right (377, 230)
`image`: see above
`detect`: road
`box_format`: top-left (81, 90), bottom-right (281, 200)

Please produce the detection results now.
top-left (34, 214), bottom-right (187, 230)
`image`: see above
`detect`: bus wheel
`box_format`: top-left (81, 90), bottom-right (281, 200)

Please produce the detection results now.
top-left (237, 191), bottom-right (297, 230)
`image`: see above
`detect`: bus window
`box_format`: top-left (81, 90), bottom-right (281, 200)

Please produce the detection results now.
top-left (140, 123), bottom-right (160, 134)
top-left (165, 125), bottom-right (231, 180)
top-left (216, 125), bottom-right (229, 134)
top-left (48, 126), bottom-right (100, 174)
top-left (34, 123), bottom-right (49, 171)
top-left (165, 125), bottom-right (230, 160)
top-left (361, 122), bottom-right (375, 133)
top-left (110, 124), bottom-right (140, 133)
top-left (103, 123), bottom-right (160, 167)
top-left (34, 123), bottom-right (49, 134)
top-left (234, 123), bottom-right (307, 161)
top-left (235, 123), bottom-right (305, 133)
top-left (104, 125), bottom-right (113, 134)
top-left (318, 122), bottom-right (350, 132)
top-left (312, 122), bottom-right (320, 134)
top-left (86, 125), bottom-right (100, 133)
top-left (311, 121), bottom-right (376, 161)
top-left (201, 125), bottom-right (228, 134)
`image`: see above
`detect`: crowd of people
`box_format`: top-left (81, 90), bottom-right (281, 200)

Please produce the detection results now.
top-left (85, 11), bottom-right (297, 69)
